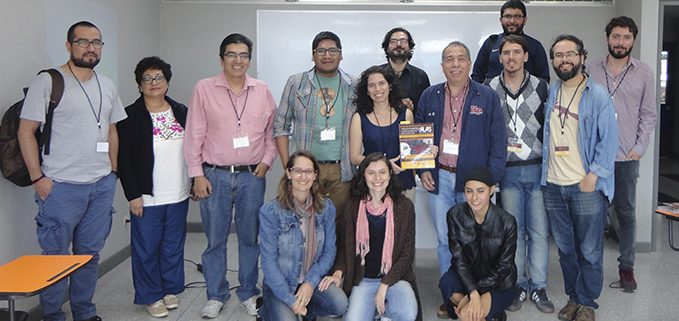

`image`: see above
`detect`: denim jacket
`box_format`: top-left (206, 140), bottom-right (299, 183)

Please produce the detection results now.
top-left (541, 74), bottom-right (618, 201)
top-left (259, 198), bottom-right (337, 307)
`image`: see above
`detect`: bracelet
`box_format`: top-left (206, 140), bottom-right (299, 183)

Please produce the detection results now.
top-left (32, 173), bottom-right (46, 185)
top-left (112, 170), bottom-right (119, 179)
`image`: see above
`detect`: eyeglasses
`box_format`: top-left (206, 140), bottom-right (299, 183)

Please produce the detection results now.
top-left (141, 75), bottom-right (166, 84)
top-left (389, 38), bottom-right (408, 45)
top-left (553, 52), bottom-right (580, 60)
top-left (314, 48), bottom-right (341, 56)
top-left (288, 168), bottom-right (316, 177)
top-left (502, 14), bottom-right (525, 20)
top-left (223, 52), bottom-right (250, 60)
top-left (71, 39), bottom-right (104, 49)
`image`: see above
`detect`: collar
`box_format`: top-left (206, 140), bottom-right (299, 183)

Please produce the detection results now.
top-left (215, 72), bottom-right (254, 92)
top-left (499, 69), bottom-right (530, 99)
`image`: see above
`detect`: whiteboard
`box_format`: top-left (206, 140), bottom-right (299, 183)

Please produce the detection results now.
top-left (257, 10), bottom-right (501, 103)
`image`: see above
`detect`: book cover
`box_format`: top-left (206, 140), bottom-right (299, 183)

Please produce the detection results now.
top-left (399, 122), bottom-right (435, 169)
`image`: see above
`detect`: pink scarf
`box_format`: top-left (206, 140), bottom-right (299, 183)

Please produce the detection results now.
top-left (293, 193), bottom-right (316, 275)
top-left (356, 195), bottom-right (394, 275)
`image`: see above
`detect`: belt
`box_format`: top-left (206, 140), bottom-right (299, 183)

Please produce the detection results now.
top-left (318, 160), bottom-right (340, 165)
top-left (438, 164), bottom-right (457, 173)
top-left (203, 162), bottom-right (258, 173)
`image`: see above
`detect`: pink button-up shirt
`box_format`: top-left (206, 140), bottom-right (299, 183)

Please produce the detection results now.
top-left (184, 72), bottom-right (277, 178)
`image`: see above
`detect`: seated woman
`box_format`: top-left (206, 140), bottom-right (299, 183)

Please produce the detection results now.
top-left (117, 56), bottom-right (193, 318)
top-left (349, 65), bottom-right (416, 202)
top-left (321, 152), bottom-right (421, 321)
top-left (439, 167), bottom-right (517, 321)
top-left (259, 150), bottom-right (348, 321)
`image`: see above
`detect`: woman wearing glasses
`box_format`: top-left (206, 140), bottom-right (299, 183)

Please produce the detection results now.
top-left (117, 56), bottom-right (194, 318)
top-left (322, 152), bottom-right (421, 321)
top-left (259, 150), bottom-right (348, 321)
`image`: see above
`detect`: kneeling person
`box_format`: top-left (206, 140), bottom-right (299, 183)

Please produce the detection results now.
top-left (439, 167), bottom-right (517, 321)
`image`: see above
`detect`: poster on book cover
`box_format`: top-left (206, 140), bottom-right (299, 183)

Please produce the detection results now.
top-left (399, 122), bottom-right (435, 169)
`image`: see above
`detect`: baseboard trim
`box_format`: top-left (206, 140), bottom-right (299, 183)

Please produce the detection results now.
top-left (636, 241), bottom-right (652, 253)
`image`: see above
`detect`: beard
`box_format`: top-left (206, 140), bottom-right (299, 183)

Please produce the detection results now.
top-left (71, 52), bottom-right (100, 69)
top-left (388, 47), bottom-right (412, 63)
top-left (553, 60), bottom-right (582, 82)
top-left (608, 43), bottom-right (633, 59)
top-left (502, 23), bottom-right (525, 35)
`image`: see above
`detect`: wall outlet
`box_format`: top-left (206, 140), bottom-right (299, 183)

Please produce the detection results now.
top-left (123, 215), bottom-right (130, 227)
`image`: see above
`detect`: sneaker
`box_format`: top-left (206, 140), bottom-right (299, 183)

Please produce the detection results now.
top-left (146, 300), bottom-right (169, 318)
top-left (201, 300), bottom-right (224, 319)
top-left (574, 305), bottom-right (595, 321)
top-left (530, 288), bottom-right (555, 313)
top-left (558, 300), bottom-right (580, 321)
top-left (240, 295), bottom-right (259, 316)
top-left (437, 302), bottom-right (450, 319)
top-left (163, 294), bottom-right (179, 310)
top-left (506, 287), bottom-right (527, 312)
top-left (489, 311), bottom-right (506, 321)
top-left (619, 268), bottom-right (637, 293)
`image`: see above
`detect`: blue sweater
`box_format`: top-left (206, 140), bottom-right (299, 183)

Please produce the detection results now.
top-left (415, 80), bottom-right (507, 194)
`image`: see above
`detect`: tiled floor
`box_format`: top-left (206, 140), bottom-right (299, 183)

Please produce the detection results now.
top-left (59, 224), bottom-right (679, 321)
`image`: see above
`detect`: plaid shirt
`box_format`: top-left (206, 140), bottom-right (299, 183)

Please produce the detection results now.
top-left (274, 67), bottom-right (358, 181)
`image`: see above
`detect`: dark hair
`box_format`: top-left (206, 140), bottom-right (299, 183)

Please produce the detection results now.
top-left (134, 56), bottom-right (172, 87)
top-left (381, 27), bottom-right (415, 60)
top-left (501, 0), bottom-right (527, 17)
top-left (354, 65), bottom-right (405, 115)
top-left (67, 21), bottom-right (100, 42)
top-left (312, 31), bottom-right (342, 50)
top-left (441, 41), bottom-right (471, 63)
top-left (499, 34), bottom-right (529, 53)
top-left (350, 152), bottom-right (402, 202)
top-left (276, 150), bottom-right (325, 213)
top-left (219, 33), bottom-right (253, 59)
top-left (549, 34), bottom-right (588, 61)
top-left (605, 16), bottom-right (638, 40)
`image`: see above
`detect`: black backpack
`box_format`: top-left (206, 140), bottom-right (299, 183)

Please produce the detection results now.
top-left (0, 69), bottom-right (64, 187)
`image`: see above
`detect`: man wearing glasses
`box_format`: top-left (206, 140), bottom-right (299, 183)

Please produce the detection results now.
top-left (379, 27), bottom-right (430, 113)
top-left (274, 31), bottom-right (357, 219)
top-left (183, 33), bottom-right (277, 319)
top-left (471, 0), bottom-right (550, 84)
top-left (542, 35), bottom-right (617, 321)
top-left (18, 21), bottom-right (126, 321)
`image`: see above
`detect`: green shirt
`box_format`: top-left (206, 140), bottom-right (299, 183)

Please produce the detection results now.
top-left (310, 73), bottom-right (345, 161)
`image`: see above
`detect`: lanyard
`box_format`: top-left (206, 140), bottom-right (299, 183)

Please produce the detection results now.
top-left (447, 84), bottom-right (468, 135)
top-left (605, 64), bottom-right (631, 99)
top-left (68, 64), bottom-right (103, 129)
top-left (557, 76), bottom-right (585, 137)
top-left (506, 95), bottom-right (520, 134)
top-left (315, 73), bottom-right (340, 129)
top-left (373, 108), bottom-right (393, 156)
top-left (227, 87), bottom-right (250, 134)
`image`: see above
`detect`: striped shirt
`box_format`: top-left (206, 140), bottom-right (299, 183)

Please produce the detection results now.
top-left (587, 56), bottom-right (657, 161)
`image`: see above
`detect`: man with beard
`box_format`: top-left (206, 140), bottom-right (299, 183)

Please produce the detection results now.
top-left (485, 35), bottom-right (553, 314)
top-left (471, 0), bottom-right (550, 84)
top-left (379, 27), bottom-right (431, 113)
top-left (541, 35), bottom-right (618, 321)
top-left (18, 21), bottom-right (126, 321)
top-left (275, 31), bottom-right (357, 219)
top-left (586, 17), bottom-right (657, 294)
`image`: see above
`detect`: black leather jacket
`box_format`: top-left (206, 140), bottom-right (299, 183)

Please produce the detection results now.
top-left (446, 202), bottom-right (517, 294)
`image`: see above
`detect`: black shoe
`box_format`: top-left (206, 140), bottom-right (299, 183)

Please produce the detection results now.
top-left (506, 286), bottom-right (526, 312)
top-left (77, 317), bottom-right (102, 321)
top-left (489, 311), bottom-right (507, 321)
top-left (530, 288), bottom-right (555, 313)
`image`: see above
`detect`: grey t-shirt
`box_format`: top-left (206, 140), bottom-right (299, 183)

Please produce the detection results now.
top-left (21, 67), bottom-right (127, 184)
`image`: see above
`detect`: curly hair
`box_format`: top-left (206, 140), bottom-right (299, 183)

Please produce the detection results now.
top-left (353, 65), bottom-right (405, 115)
top-left (134, 56), bottom-right (172, 87)
top-left (350, 152), bottom-right (402, 203)
top-left (381, 27), bottom-right (415, 61)
top-left (276, 150), bottom-right (325, 213)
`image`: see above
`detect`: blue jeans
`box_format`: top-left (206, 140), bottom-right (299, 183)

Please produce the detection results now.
top-left (439, 270), bottom-right (515, 320)
top-left (499, 164), bottom-right (549, 291)
top-left (130, 199), bottom-right (188, 305)
top-left (34, 173), bottom-right (117, 321)
top-left (260, 283), bottom-right (347, 321)
top-left (345, 278), bottom-right (418, 321)
top-left (200, 165), bottom-right (264, 303)
top-left (543, 182), bottom-right (607, 309)
top-left (428, 169), bottom-right (466, 275)
top-left (612, 160), bottom-right (639, 271)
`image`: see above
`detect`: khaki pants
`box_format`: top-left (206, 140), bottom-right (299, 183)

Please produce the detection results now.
top-left (317, 163), bottom-right (351, 224)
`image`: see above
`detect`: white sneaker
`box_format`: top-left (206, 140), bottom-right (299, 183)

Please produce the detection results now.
top-left (201, 300), bottom-right (224, 319)
top-left (239, 296), bottom-right (259, 316)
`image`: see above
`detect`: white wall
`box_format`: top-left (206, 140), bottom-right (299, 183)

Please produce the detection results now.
top-left (0, 0), bottom-right (161, 312)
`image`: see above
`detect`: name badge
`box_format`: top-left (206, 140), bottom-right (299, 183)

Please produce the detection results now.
top-left (555, 146), bottom-right (570, 157)
top-left (233, 135), bottom-right (250, 148)
top-left (442, 139), bottom-right (459, 155)
top-left (320, 127), bottom-right (336, 141)
top-left (96, 142), bottom-right (109, 153)
top-left (508, 138), bottom-right (522, 153)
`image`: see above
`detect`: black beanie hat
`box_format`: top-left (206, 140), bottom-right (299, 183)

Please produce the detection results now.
top-left (464, 166), bottom-right (494, 187)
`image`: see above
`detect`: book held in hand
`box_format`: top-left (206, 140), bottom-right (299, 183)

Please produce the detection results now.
top-left (399, 122), bottom-right (435, 169)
